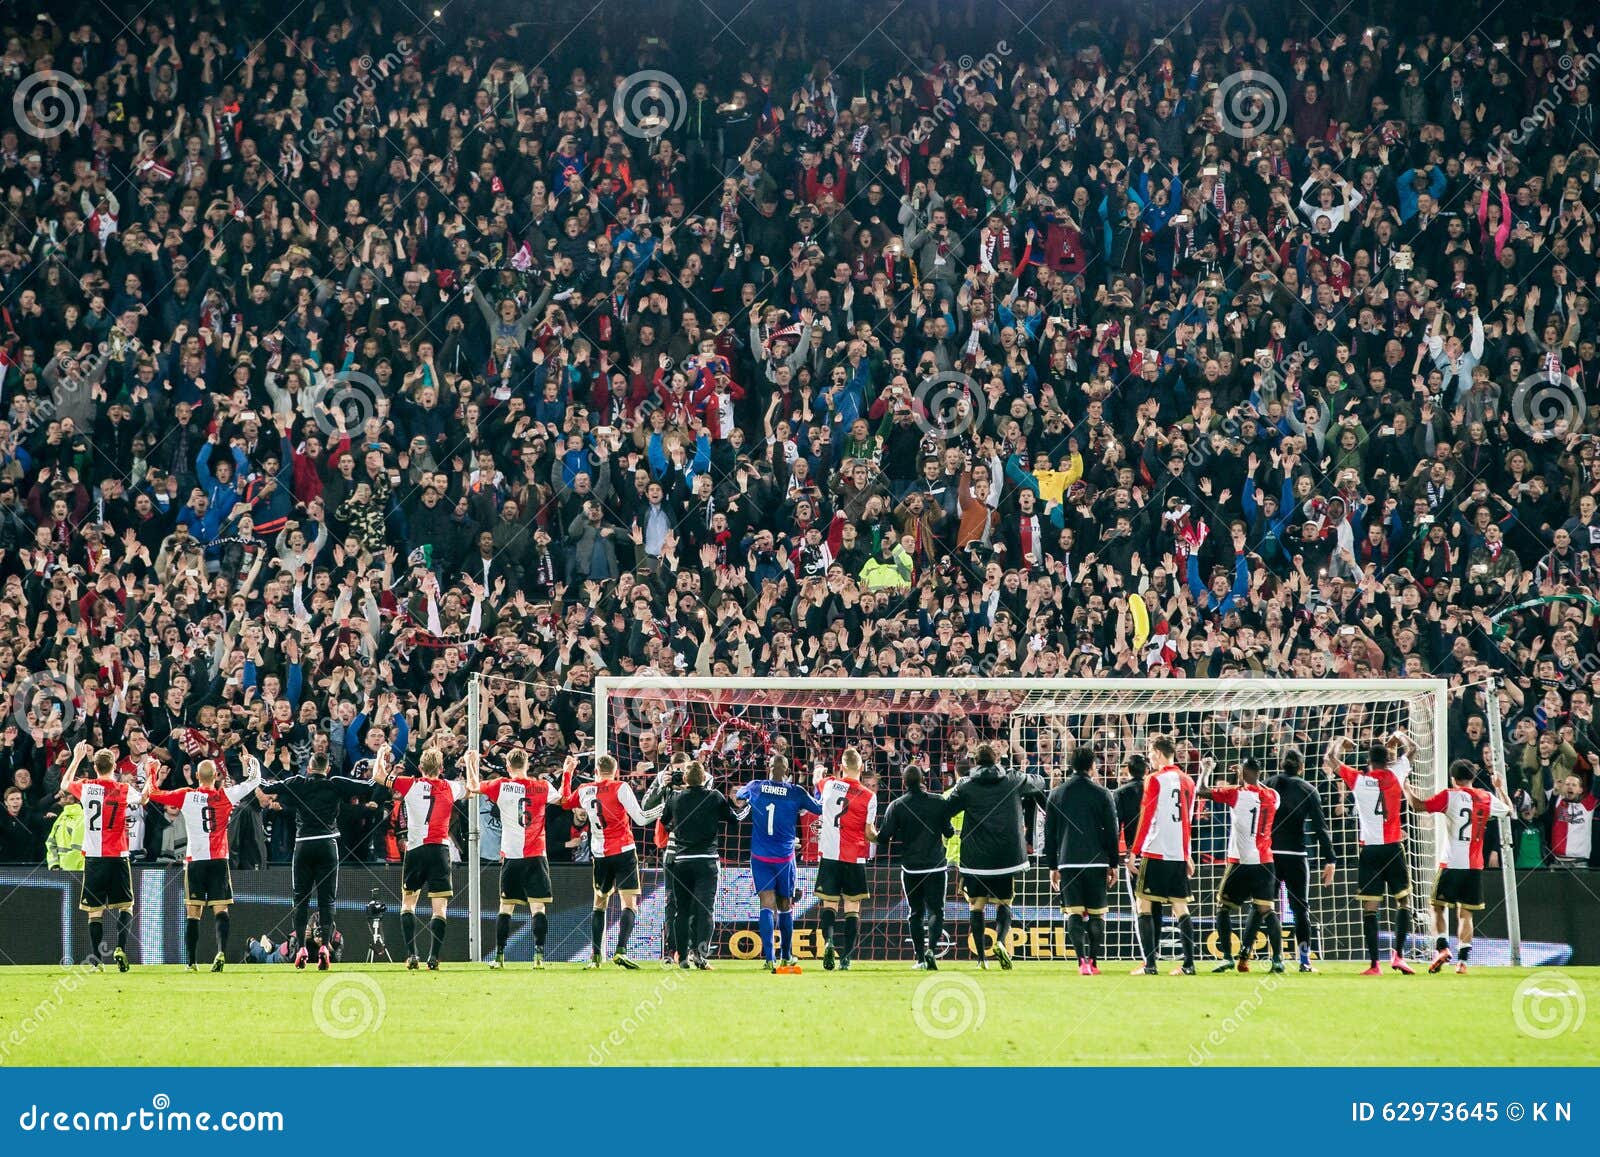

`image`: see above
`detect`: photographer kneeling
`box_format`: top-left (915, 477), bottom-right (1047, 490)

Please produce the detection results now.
top-left (662, 761), bottom-right (749, 969)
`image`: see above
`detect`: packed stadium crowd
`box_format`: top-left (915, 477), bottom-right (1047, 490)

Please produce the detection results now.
top-left (0, 0), bottom-right (1595, 885)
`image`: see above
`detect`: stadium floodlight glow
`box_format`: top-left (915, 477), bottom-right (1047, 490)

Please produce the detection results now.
top-left (581, 676), bottom-right (1519, 964)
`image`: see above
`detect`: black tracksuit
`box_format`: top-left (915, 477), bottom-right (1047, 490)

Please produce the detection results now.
top-left (662, 785), bottom-right (747, 958)
top-left (944, 764), bottom-right (1047, 876)
top-left (1266, 772), bottom-right (1336, 951)
top-left (1043, 774), bottom-right (1121, 869)
top-left (877, 786), bottom-right (954, 950)
top-left (258, 773), bottom-right (387, 945)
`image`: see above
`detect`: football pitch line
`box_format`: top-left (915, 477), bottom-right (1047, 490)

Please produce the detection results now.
top-left (0, 963), bottom-right (1593, 1067)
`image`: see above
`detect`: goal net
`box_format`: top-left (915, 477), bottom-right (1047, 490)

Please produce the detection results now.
top-left (582, 676), bottom-right (1450, 965)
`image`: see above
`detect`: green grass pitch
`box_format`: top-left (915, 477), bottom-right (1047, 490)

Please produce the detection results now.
top-left (0, 963), bottom-right (1594, 1066)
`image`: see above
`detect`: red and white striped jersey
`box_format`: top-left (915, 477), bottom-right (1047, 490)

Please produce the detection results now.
top-left (1420, 786), bottom-right (1504, 870)
top-left (1134, 765), bottom-right (1194, 861)
top-left (562, 776), bottom-right (655, 857)
top-left (816, 776), bottom-right (877, 863)
top-left (393, 776), bottom-right (466, 847)
top-left (1336, 763), bottom-right (1405, 846)
top-left (1211, 783), bottom-right (1278, 865)
top-left (71, 778), bottom-right (131, 858)
top-left (483, 776), bottom-right (554, 859)
top-left (1550, 793), bottom-right (1597, 861)
top-left (149, 773), bottom-right (261, 862)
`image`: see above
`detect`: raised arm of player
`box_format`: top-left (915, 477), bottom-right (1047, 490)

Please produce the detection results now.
top-left (1490, 773), bottom-right (1513, 815)
top-left (558, 756), bottom-right (580, 807)
top-left (60, 740), bottom-right (94, 793)
top-left (1194, 756), bottom-right (1218, 798)
top-left (1325, 737), bottom-right (1358, 789)
top-left (227, 755), bottom-right (264, 804)
top-left (463, 750), bottom-right (482, 794)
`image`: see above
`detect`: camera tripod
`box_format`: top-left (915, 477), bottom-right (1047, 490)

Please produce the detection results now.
top-left (367, 915), bottom-right (391, 963)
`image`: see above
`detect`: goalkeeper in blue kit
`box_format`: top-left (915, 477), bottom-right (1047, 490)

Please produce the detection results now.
top-left (736, 754), bottom-right (822, 973)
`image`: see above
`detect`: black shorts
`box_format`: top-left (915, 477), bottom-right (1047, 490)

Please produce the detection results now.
top-left (1355, 844), bottom-right (1410, 901)
top-left (1217, 863), bottom-right (1277, 907)
top-left (815, 859), bottom-right (869, 902)
top-left (901, 867), bottom-right (947, 914)
top-left (500, 856), bottom-right (553, 905)
top-left (1058, 866), bottom-right (1110, 913)
top-left (81, 856), bottom-right (134, 911)
top-left (1433, 867), bottom-right (1484, 911)
top-left (592, 849), bottom-right (640, 897)
top-left (960, 871), bottom-right (1014, 904)
top-left (1135, 857), bottom-right (1191, 902)
top-left (402, 844), bottom-right (453, 897)
top-left (184, 860), bottom-right (233, 907)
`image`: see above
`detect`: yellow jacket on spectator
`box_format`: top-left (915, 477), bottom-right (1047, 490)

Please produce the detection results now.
top-left (860, 543), bottom-right (914, 591)
top-left (46, 802), bottom-right (84, 871)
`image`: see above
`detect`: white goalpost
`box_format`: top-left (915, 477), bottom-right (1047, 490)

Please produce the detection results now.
top-left (459, 674), bottom-right (1522, 965)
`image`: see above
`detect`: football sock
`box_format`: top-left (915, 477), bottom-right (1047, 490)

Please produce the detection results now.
top-left (820, 907), bottom-right (837, 945)
top-left (1435, 934), bottom-right (1449, 952)
top-left (1240, 908), bottom-right (1264, 958)
top-left (116, 910), bottom-right (131, 951)
top-left (777, 910), bottom-right (794, 958)
top-left (1459, 944), bottom-right (1472, 963)
top-left (401, 911), bottom-right (417, 957)
top-left (1067, 913), bottom-right (1086, 962)
top-left (429, 917), bottom-right (446, 959)
top-left (908, 910), bottom-right (926, 960)
top-left (590, 908), bottom-right (606, 954)
top-left (185, 917), bottom-right (200, 965)
top-left (616, 908), bottom-right (636, 955)
top-left (1138, 914), bottom-right (1158, 967)
top-left (1215, 908), bottom-right (1234, 960)
top-left (1177, 914), bottom-right (1195, 967)
top-left (1362, 911), bottom-right (1380, 964)
top-left (1087, 914), bottom-right (1105, 962)
top-left (532, 912), bottom-right (548, 950)
top-left (1264, 912), bottom-right (1283, 962)
top-left (994, 904), bottom-right (1013, 952)
top-left (759, 908), bottom-right (775, 961)
top-left (840, 914), bottom-right (859, 959)
top-left (88, 919), bottom-right (103, 961)
top-left (496, 913), bottom-right (511, 953)
top-left (215, 912), bottom-right (230, 954)
top-left (1393, 907), bottom-right (1412, 958)
top-left (970, 909), bottom-right (988, 959)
